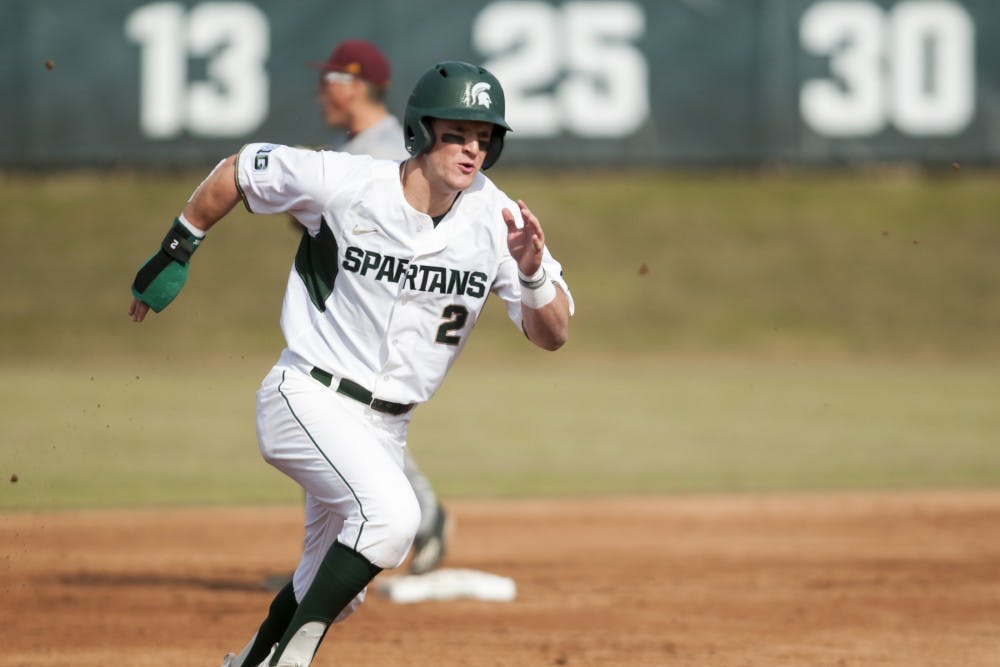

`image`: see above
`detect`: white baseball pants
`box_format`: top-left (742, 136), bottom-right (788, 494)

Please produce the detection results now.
top-left (255, 360), bottom-right (421, 617)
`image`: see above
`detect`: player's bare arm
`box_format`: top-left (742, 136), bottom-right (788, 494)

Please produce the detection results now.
top-left (183, 155), bottom-right (241, 231)
top-left (128, 155), bottom-right (240, 323)
top-left (503, 201), bottom-right (570, 351)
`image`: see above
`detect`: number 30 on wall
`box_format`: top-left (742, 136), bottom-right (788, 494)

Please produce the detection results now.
top-left (800, 0), bottom-right (975, 137)
top-left (126, 2), bottom-right (269, 139)
top-left (474, 1), bottom-right (649, 138)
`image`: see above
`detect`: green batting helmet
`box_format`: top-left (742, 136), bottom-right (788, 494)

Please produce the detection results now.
top-left (404, 61), bottom-right (512, 170)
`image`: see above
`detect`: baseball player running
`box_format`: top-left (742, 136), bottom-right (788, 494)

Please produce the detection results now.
top-left (128, 61), bottom-right (573, 667)
top-left (312, 38), bottom-right (452, 575)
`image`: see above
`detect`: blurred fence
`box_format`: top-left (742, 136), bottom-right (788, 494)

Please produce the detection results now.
top-left (2, 0), bottom-right (997, 167)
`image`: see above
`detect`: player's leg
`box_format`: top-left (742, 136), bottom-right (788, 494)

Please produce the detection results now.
top-left (252, 365), bottom-right (420, 666)
top-left (263, 369), bottom-right (420, 573)
top-left (404, 453), bottom-right (452, 574)
top-left (222, 580), bottom-right (297, 666)
top-left (290, 493), bottom-right (368, 621)
top-left (224, 493), bottom-right (352, 667)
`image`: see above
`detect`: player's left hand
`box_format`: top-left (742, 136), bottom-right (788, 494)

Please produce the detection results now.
top-left (503, 200), bottom-right (545, 276)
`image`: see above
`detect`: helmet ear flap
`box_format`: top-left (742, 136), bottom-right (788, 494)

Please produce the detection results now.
top-left (404, 116), bottom-right (435, 158)
top-left (482, 130), bottom-right (506, 170)
top-left (419, 118), bottom-right (435, 155)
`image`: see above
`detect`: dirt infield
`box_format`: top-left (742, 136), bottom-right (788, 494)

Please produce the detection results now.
top-left (2, 492), bottom-right (999, 666)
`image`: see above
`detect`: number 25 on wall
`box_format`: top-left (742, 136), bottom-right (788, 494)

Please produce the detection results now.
top-left (474, 1), bottom-right (649, 139)
top-left (126, 2), bottom-right (269, 139)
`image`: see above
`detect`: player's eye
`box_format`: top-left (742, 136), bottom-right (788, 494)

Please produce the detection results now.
top-left (440, 132), bottom-right (466, 145)
top-left (440, 132), bottom-right (491, 153)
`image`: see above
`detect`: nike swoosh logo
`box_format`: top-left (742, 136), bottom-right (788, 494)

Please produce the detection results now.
top-left (352, 226), bottom-right (379, 235)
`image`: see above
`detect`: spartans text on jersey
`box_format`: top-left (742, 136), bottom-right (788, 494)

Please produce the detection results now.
top-left (342, 246), bottom-right (488, 298)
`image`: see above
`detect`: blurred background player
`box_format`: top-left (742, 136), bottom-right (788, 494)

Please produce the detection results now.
top-left (313, 38), bottom-right (451, 575)
top-left (313, 39), bottom-right (407, 161)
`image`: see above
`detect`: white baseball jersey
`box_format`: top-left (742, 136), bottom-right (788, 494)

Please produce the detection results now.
top-left (236, 142), bottom-right (574, 406)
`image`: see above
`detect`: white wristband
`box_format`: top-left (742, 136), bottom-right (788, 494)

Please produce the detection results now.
top-left (519, 268), bottom-right (557, 309)
top-left (177, 212), bottom-right (206, 239)
top-left (518, 266), bottom-right (546, 287)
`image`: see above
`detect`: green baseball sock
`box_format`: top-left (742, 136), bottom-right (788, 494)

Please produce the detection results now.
top-left (268, 542), bottom-right (381, 666)
top-left (238, 581), bottom-right (299, 665)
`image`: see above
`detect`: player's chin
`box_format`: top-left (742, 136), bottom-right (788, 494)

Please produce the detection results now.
top-left (453, 163), bottom-right (479, 186)
top-left (446, 170), bottom-right (476, 192)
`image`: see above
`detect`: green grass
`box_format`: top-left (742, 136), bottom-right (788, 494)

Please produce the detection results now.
top-left (0, 361), bottom-right (292, 509)
top-left (2, 354), bottom-right (998, 510)
top-left (417, 353), bottom-right (1000, 496)
top-left (492, 167), bottom-right (1000, 357)
top-left (2, 167), bottom-right (998, 361)
top-left (1, 168), bottom-right (999, 509)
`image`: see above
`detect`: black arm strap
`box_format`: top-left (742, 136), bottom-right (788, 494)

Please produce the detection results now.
top-left (160, 221), bottom-right (198, 264)
top-left (132, 250), bottom-right (173, 293)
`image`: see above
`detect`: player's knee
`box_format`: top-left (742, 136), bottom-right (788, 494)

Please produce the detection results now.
top-left (383, 491), bottom-right (421, 565)
top-left (367, 491), bottom-right (421, 569)
top-left (258, 440), bottom-right (278, 466)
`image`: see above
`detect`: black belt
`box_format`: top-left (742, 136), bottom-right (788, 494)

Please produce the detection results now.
top-left (309, 367), bottom-right (414, 415)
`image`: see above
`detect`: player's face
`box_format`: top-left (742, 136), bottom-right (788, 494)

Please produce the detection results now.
top-left (317, 72), bottom-right (357, 128)
top-left (423, 119), bottom-right (493, 192)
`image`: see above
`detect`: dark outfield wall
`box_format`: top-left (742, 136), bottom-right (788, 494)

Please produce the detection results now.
top-left (2, 0), bottom-right (997, 167)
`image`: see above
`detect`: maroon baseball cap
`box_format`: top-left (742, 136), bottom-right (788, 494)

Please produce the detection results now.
top-left (313, 39), bottom-right (391, 89)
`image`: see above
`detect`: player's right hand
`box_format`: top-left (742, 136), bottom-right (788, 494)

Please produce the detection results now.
top-left (130, 218), bottom-right (204, 315)
top-left (129, 297), bottom-right (150, 323)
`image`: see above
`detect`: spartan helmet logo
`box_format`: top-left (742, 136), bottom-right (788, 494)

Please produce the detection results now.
top-left (463, 81), bottom-right (493, 108)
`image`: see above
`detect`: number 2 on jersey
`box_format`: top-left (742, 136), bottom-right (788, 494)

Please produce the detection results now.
top-left (435, 305), bottom-right (469, 345)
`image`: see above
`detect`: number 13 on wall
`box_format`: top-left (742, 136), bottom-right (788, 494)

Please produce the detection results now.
top-left (126, 2), bottom-right (270, 139)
